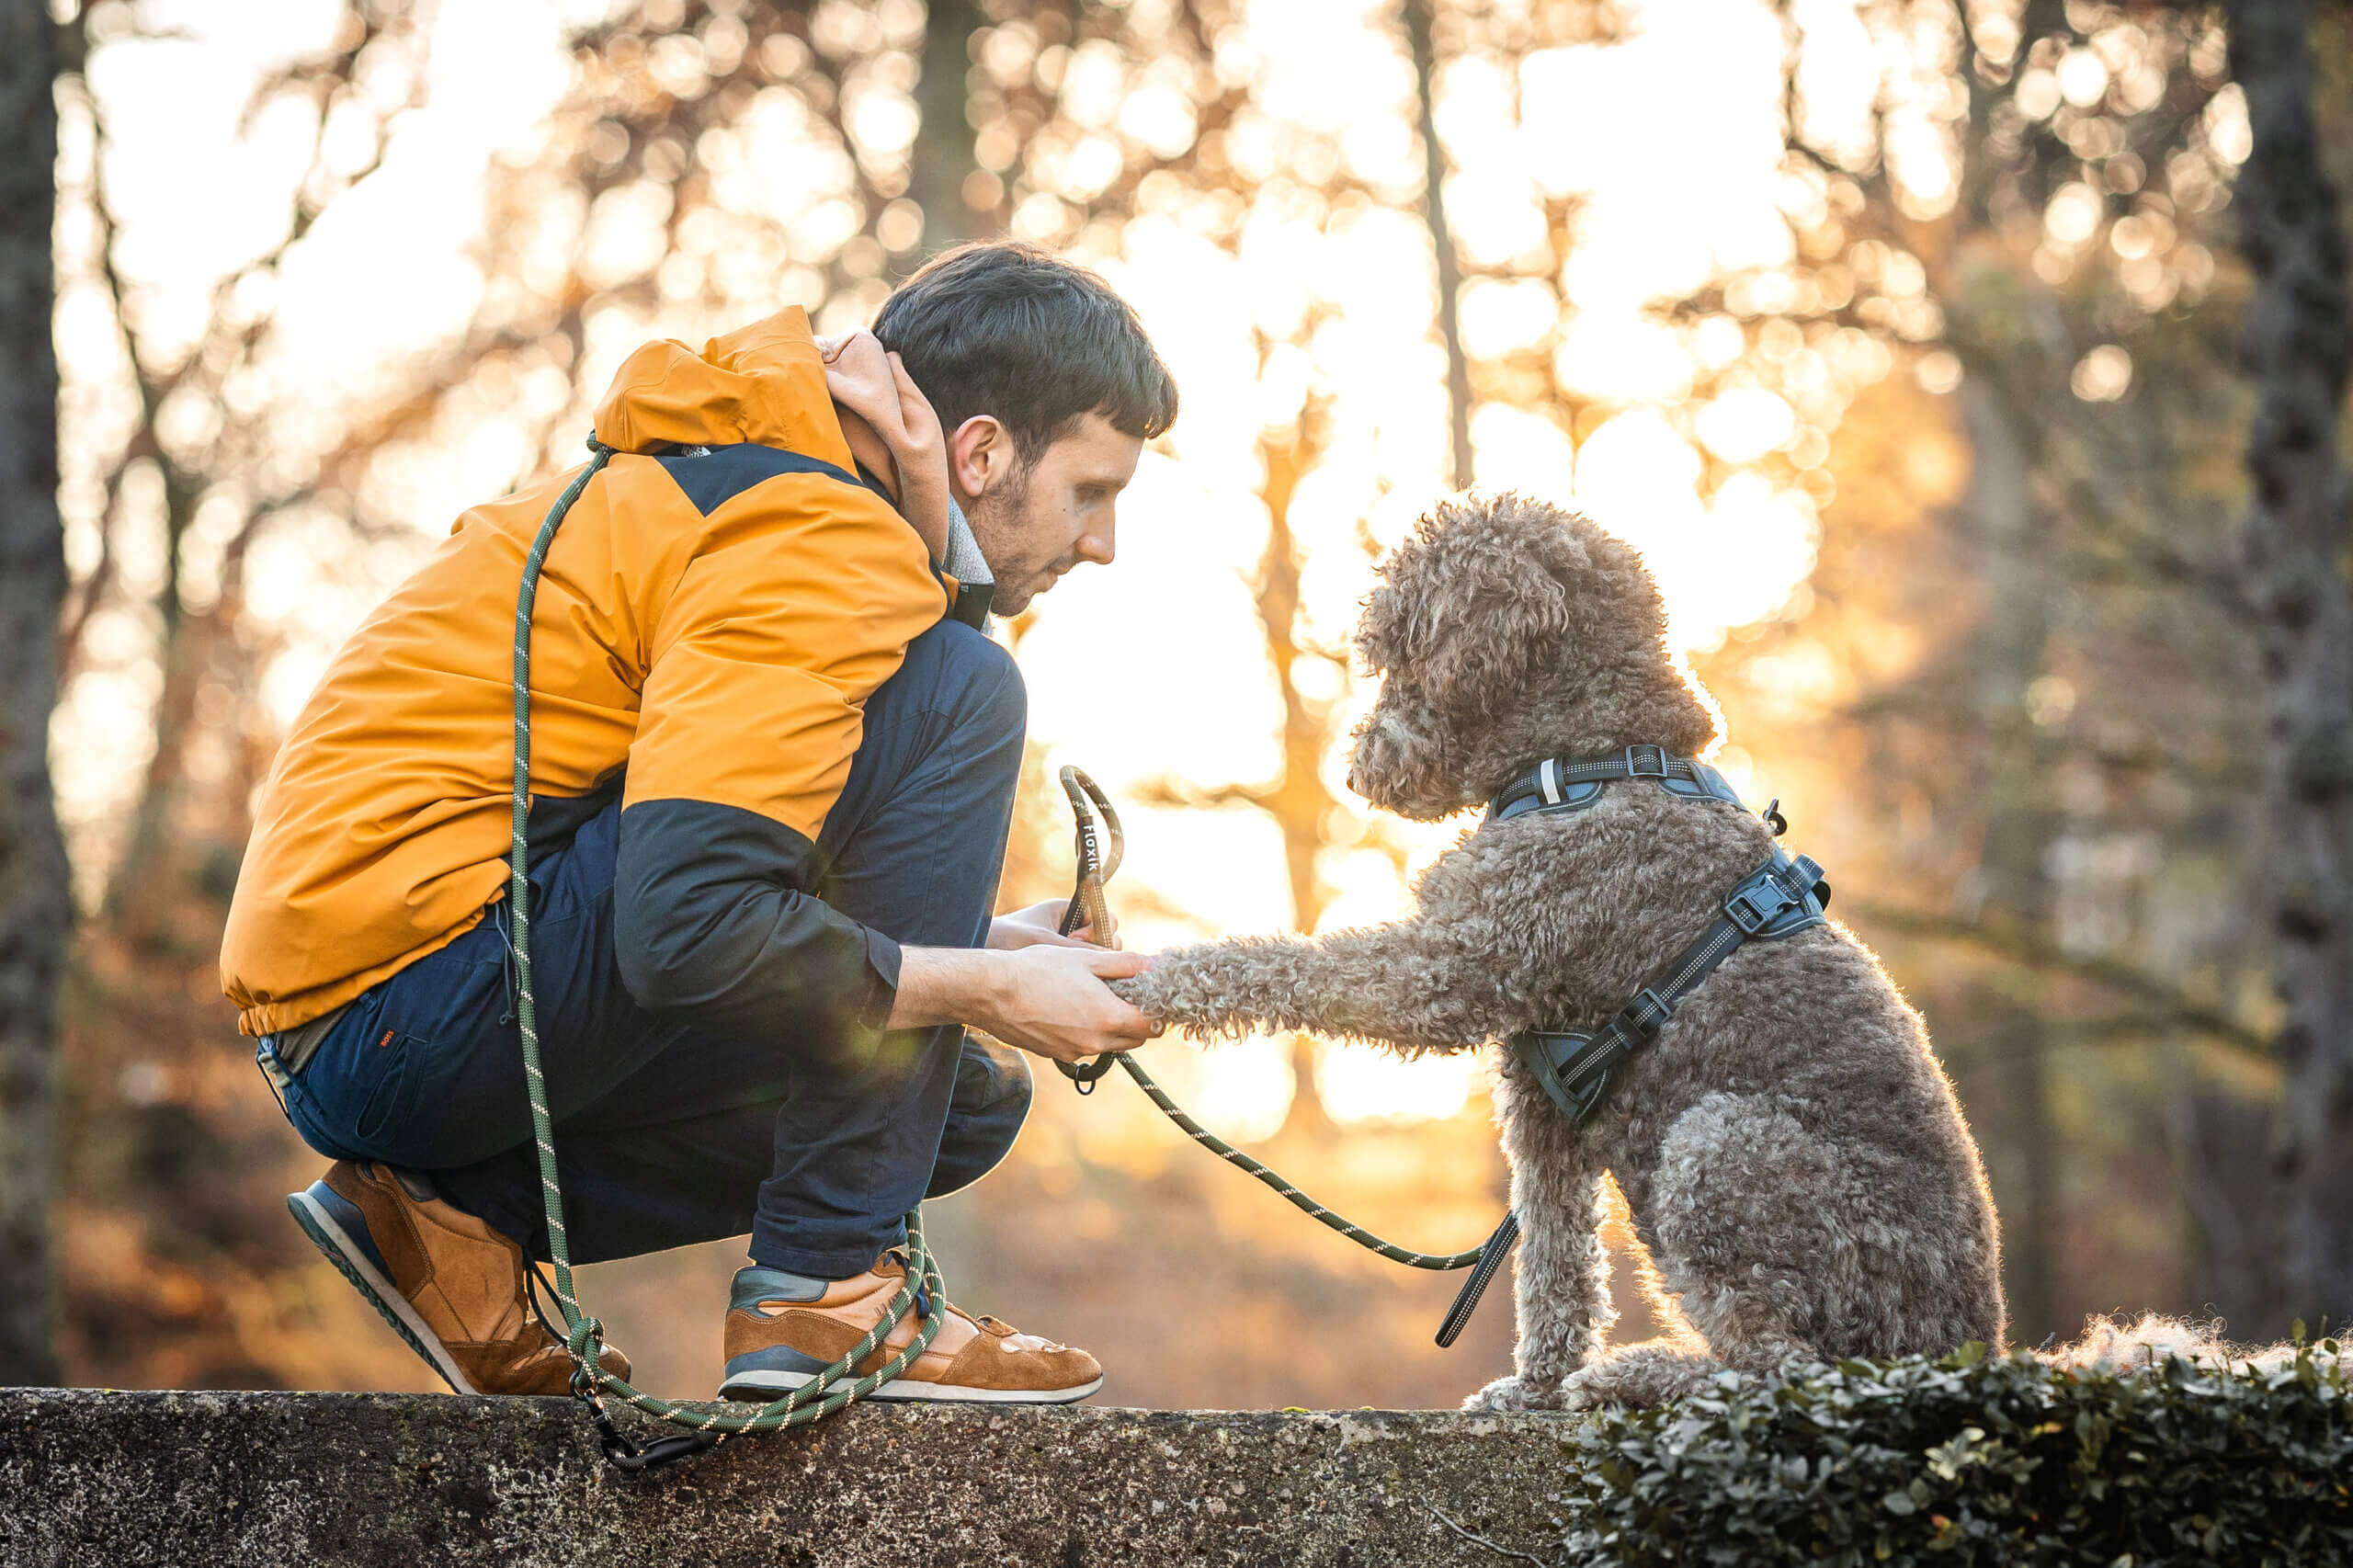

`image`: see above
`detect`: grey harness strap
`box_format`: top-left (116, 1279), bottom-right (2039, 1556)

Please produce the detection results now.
top-left (1509, 847), bottom-right (1829, 1124)
top-left (1486, 744), bottom-right (1742, 822)
top-left (1480, 747), bottom-right (1831, 1124)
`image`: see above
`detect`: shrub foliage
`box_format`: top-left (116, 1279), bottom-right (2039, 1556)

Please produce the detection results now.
top-left (1561, 1337), bottom-right (2350, 1567)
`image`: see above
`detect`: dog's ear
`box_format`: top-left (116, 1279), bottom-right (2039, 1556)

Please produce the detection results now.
top-left (1420, 531), bottom-right (1574, 713)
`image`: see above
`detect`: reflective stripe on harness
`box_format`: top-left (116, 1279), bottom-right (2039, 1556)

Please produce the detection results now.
top-left (1486, 745), bottom-right (1743, 823)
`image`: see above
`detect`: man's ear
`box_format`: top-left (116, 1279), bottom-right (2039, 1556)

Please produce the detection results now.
top-left (950, 415), bottom-right (1011, 505)
top-left (1423, 560), bottom-right (1572, 713)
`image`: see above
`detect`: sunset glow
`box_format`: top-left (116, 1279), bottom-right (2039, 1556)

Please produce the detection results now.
top-left (57, 0), bottom-right (1899, 1132)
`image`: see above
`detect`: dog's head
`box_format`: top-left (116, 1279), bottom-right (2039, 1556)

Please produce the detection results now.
top-left (1346, 494), bottom-right (1721, 819)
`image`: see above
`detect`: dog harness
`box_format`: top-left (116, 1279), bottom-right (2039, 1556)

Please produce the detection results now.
top-left (1486, 747), bottom-right (1832, 1125)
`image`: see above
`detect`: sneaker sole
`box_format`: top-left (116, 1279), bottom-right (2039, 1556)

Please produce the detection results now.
top-left (718, 1369), bottom-right (1104, 1405)
top-left (287, 1188), bottom-right (481, 1396)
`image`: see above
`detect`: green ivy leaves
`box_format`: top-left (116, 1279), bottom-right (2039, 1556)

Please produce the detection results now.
top-left (1555, 1340), bottom-right (2350, 1567)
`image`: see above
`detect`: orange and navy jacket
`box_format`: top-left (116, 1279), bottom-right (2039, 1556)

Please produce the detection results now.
top-left (220, 308), bottom-right (949, 1046)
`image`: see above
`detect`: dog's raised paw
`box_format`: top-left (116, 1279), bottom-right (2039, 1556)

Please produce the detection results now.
top-left (1104, 972), bottom-right (1171, 1026)
top-left (1461, 1373), bottom-right (1568, 1413)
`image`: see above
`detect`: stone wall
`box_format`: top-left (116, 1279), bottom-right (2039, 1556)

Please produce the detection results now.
top-left (0, 1389), bottom-right (1580, 1567)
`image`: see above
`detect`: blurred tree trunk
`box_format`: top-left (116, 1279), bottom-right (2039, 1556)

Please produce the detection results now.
top-left (1249, 407), bottom-right (1342, 1136)
top-left (1400, 0), bottom-right (1472, 491)
top-left (1958, 376), bottom-right (2061, 1345)
top-left (913, 0), bottom-right (987, 252)
top-left (101, 479), bottom-right (203, 952)
top-left (2222, 0), bottom-right (2353, 1324)
top-left (1253, 411), bottom-right (1343, 939)
top-left (0, 0), bottom-right (66, 1386)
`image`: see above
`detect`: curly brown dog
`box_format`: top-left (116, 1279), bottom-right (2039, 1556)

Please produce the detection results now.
top-left (1112, 493), bottom-right (2007, 1411)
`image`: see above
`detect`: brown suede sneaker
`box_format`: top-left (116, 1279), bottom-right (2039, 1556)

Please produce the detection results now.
top-left (288, 1159), bottom-right (629, 1396)
top-left (719, 1256), bottom-right (1102, 1404)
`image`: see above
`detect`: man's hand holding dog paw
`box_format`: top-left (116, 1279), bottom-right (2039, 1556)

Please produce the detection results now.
top-left (890, 945), bottom-right (1159, 1064)
top-left (1100, 968), bottom-right (1164, 1020)
top-left (990, 946), bottom-right (1160, 1062)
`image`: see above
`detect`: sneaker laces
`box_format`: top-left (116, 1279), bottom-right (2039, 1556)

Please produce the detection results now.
top-left (870, 1247), bottom-right (935, 1318)
top-left (524, 1262), bottom-right (569, 1348)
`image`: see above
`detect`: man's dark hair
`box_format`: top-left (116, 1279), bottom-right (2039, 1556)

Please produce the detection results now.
top-left (873, 241), bottom-right (1178, 461)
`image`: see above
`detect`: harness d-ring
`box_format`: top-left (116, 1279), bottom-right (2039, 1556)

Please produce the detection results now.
top-left (1055, 765), bottom-right (1125, 1093)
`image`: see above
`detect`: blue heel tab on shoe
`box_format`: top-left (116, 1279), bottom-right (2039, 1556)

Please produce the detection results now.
top-left (308, 1182), bottom-right (392, 1280)
top-left (730, 1266), bottom-right (829, 1312)
top-left (722, 1342), bottom-right (837, 1381)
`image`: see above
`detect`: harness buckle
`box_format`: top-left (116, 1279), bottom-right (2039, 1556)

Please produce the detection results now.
top-left (1617, 986), bottom-right (1672, 1039)
top-left (1724, 869), bottom-right (1800, 934)
top-left (1623, 744), bottom-right (1668, 780)
top-left (1732, 881), bottom-right (1779, 927)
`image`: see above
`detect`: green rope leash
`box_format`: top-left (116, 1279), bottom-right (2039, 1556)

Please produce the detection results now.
top-left (509, 439), bottom-right (944, 1468)
top-left (1051, 765), bottom-right (1512, 1307)
top-left (1107, 1053), bottom-right (1490, 1269)
top-left (1102, 1050), bottom-right (1518, 1348)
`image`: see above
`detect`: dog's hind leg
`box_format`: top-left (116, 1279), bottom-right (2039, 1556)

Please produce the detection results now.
top-left (1463, 1106), bottom-right (1612, 1412)
top-left (1643, 1091), bottom-right (1859, 1377)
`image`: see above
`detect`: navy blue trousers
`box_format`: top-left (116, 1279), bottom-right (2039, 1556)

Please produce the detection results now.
top-left (274, 619), bottom-right (1031, 1277)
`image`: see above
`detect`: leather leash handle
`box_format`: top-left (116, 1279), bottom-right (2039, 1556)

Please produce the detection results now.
top-left (1055, 766), bottom-right (1124, 1092)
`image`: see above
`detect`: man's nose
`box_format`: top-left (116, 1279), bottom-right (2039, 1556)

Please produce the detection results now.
top-left (1075, 509), bottom-right (1117, 567)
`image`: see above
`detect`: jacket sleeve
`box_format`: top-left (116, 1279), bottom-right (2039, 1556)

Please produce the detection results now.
top-left (613, 798), bottom-right (900, 1047)
top-left (615, 466), bottom-right (945, 1051)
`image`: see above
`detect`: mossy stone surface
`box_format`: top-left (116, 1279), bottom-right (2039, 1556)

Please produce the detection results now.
top-left (0, 1390), bottom-right (1578, 1567)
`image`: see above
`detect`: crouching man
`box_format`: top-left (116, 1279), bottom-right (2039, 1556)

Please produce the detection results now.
top-left (220, 243), bottom-right (1174, 1402)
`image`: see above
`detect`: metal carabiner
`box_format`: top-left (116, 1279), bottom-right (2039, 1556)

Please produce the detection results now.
top-left (1055, 765), bottom-right (1126, 1094)
top-left (569, 1364), bottom-right (719, 1471)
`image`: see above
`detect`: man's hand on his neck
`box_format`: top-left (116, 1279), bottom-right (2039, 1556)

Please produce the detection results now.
top-left (821, 331), bottom-right (950, 562)
top-left (888, 946), bottom-right (1159, 1064)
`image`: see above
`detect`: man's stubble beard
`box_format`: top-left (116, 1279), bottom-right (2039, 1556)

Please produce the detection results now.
top-left (965, 457), bottom-right (1039, 615)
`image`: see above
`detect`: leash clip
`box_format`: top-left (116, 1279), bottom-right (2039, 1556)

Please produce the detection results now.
top-left (568, 1364), bottom-right (718, 1472)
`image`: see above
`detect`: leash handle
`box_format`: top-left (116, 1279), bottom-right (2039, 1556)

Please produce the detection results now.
top-left (1055, 764), bottom-right (1123, 939)
top-left (1055, 766), bottom-right (1124, 1092)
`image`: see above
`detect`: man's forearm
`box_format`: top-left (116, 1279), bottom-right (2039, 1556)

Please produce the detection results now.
top-left (886, 947), bottom-right (1008, 1030)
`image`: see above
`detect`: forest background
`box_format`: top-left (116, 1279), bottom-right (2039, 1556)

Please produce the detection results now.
top-left (0, 0), bottom-right (2347, 1409)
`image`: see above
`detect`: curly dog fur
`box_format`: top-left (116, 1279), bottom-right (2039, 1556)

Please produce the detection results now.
top-left (1111, 494), bottom-right (2008, 1411)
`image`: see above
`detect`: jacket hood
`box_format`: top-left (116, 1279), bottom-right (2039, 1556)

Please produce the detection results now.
top-left (591, 307), bottom-right (856, 468)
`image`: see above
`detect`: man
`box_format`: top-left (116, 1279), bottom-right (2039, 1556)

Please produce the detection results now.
top-left (221, 243), bottom-right (1174, 1403)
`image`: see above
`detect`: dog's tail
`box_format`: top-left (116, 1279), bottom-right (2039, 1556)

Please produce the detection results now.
top-left (2038, 1311), bottom-right (2347, 1376)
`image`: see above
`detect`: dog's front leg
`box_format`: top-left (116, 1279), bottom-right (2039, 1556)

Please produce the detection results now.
top-left (1463, 1086), bottom-right (1613, 1411)
top-left (1111, 922), bottom-right (1506, 1052)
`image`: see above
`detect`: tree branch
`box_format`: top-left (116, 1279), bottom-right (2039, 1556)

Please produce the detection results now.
top-left (1851, 902), bottom-right (2271, 1058)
